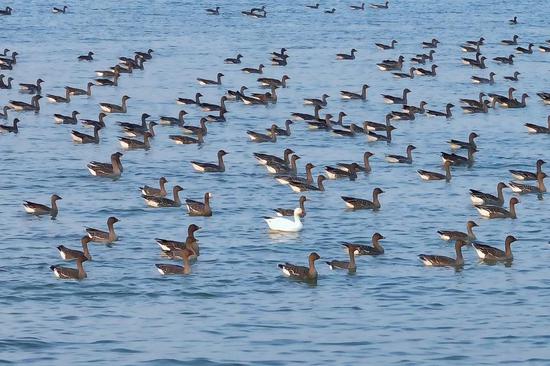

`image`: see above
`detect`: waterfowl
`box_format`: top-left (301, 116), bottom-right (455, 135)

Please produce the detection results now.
top-left (370, 1), bottom-right (389, 9)
top-left (169, 129), bottom-right (204, 145)
top-left (325, 163), bottom-right (359, 180)
top-left (367, 124), bottom-right (394, 143)
top-left (509, 172), bottom-right (547, 194)
top-left (0, 51), bottom-right (17, 66)
top-left (52, 6), bottom-right (68, 13)
top-left (350, 3), bottom-right (365, 10)
top-left (205, 109), bottom-right (227, 123)
top-left (516, 43), bottom-right (534, 54)
top-left (460, 92), bottom-right (486, 108)
top-left (473, 235), bottom-right (518, 262)
top-left (95, 72), bottom-right (119, 86)
top-left (254, 148), bottom-right (294, 166)
top-left (475, 197), bottom-right (520, 219)
top-left (306, 3), bottom-right (319, 9)
top-left (156, 248), bottom-right (193, 275)
top-left (265, 208), bottom-right (303, 232)
top-left (288, 174), bottom-right (326, 193)
top-left (389, 109), bottom-right (415, 121)
top-left (158, 110), bottom-right (187, 126)
top-left (337, 151), bottom-right (374, 173)
top-left (326, 245), bottom-right (358, 271)
top-left (465, 37), bottom-right (485, 46)
top-left (119, 54), bottom-right (145, 69)
top-left (185, 192), bottom-right (213, 216)
top-left (206, 6), bottom-right (220, 15)
top-left (191, 150), bottom-right (228, 172)
top-left (509, 159), bottom-right (545, 181)
top-left (304, 93), bottom-right (329, 107)
top-left (426, 103), bottom-right (454, 118)
top-left (418, 240), bottom-right (468, 267)
top-left (140, 177), bottom-right (168, 197)
top-left (86, 216), bottom-right (119, 243)
top-left (271, 54), bottom-right (288, 65)
top-left (0, 6), bottom-right (12, 15)
top-left (46, 89), bottom-right (71, 103)
top-left (50, 256), bottom-right (87, 280)
top-left (247, 125), bottom-right (277, 143)
top-left (275, 162), bottom-right (315, 185)
top-left (143, 185), bottom-right (184, 208)
top-left (376, 55), bottom-right (404, 71)
top-left (123, 120), bottom-right (156, 138)
top-left (200, 96), bottom-right (227, 112)
top-left (470, 182), bottom-right (508, 206)
top-left (509, 16), bottom-right (517, 24)
top-left (228, 54), bottom-right (245, 65)
top-left (386, 144), bottom-right (415, 164)
top-left (381, 88), bottom-right (410, 104)
top-left (57, 236), bottom-right (92, 261)
top-left (79, 114), bottom-right (106, 129)
top-left (257, 75), bottom-right (290, 88)
top-left (118, 131), bottom-right (152, 150)
top-left (525, 116), bottom-right (550, 134)
top-left (9, 95), bottom-right (41, 112)
top-left (448, 132), bottom-right (478, 150)
top-left (324, 8), bottom-right (336, 13)
top-left (71, 125), bottom-right (101, 144)
top-left (340, 84), bottom-right (369, 100)
top-left (336, 49), bottom-right (357, 60)
top-left (78, 51), bottom-right (94, 61)
top-left (269, 120), bottom-right (293, 136)
top-left (471, 72), bottom-right (495, 85)
top-left (238, 91), bottom-right (268, 106)
top-left (0, 106), bottom-right (10, 120)
top-left (504, 71), bottom-right (520, 81)
top-left (156, 224), bottom-right (201, 258)
top-left (332, 123), bottom-right (360, 137)
top-left (462, 100), bottom-right (490, 114)
top-left (95, 65), bottom-right (122, 77)
top-left (343, 233), bottom-right (385, 256)
top-left (539, 45), bottom-right (550, 52)
top-left (441, 147), bottom-right (476, 167)
top-left (266, 154), bottom-right (300, 175)
top-left (437, 221), bottom-right (478, 242)
top-left (461, 43), bottom-right (480, 53)
top-left (392, 67), bottom-right (415, 79)
top-left (181, 117), bottom-right (207, 135)
top-left (410, 50), bottom-right (435, 64)
top-left (341, 188), bottom-right (384, 210)
top-left (376, 40), bottom-right (397, 50)
top-left (502, 35), bottom-right (519, 45)
top-left (87, 152), bottom-right (123, 178)
top-left (99, 95), bottom-right (130, 113)
top-left (117, 113), bottom-right (150, 131)
top-left (278, 252), bottom-right (320, 281)
top-left (0, 118), bottom-right (19, 134)
top-left (274, 196), bottom-right (307, 217)
top-left (135, 49), bottom-right (154, 60)
top-left (403, 101), bottom-right (428, 114)
top-left (488, 87), bottom-right (516, 106)
top-left (501, 93), bottom-right (529, 108)
top-left (307, 113), bottom-right (332, 130)
top-left (0, 62), bottom-right (12, 70)
top-left (242, 5), bottom-right (267, 17)
top-left (291, 105), bottom-right (322, 121)
top-left (177, 93), bottom-right (202, 106)
top-left (536, 92), bottom-right (550, 104)
top-left (53, 110), bottom-right (79, 124)
top-left (493, 54), bottom-right (515, 64)
top-left (415, 64), bottom-right (438, 76)
top-left (0, 74), bottom-right (13, 89)
top-left (462, 53), bottom-right (486, 68)
top-left (197, 72), bottom-right (224, 86)
top-left (270, 48), bottom-right (287, 59)
top-left (23, 194), bottom-right (62, 218)
top-left (241, 64), bottom-right (264, 74)
top-left (422, 38), bottom-right (440, 48)
top-left (418, 161), bottom-right (452, 182)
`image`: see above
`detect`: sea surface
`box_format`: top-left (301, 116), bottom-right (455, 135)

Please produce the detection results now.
top-left (0, 0), bottom-right (549, 365)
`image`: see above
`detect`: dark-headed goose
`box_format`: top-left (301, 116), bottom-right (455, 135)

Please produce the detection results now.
top-left (9, 95), bottom-right (41, 112)
top-left (197, 72), bottom-right (224, 86)
top-left (205, 109), bottom-right (227, 122)
top-left (418, 240), bottom-right (468, 267)
top-left (326, 245), bottom-right (358, 272)
top-left (441, 147), bottom-right (476, 167)
top-left (278, 252), bottom-right (320, 281)
top-left (57, 236), bottom-right (92, 261)
top-left (448, 132), bottom-right (478, 150)
top-left (50, 256), bottom-right (88, 280)
top-left (415, 64), bottom-right (438, 76)
top-left (191, 150), bottom-right (228, 172)
top-left (224, 54), bottom-right (242, 64)
top-left (186, 192), bottom-right (213, 216)
top-left (247, 125), bottom-right (277, 143)
top-left (381, 88), bottom-right (410, 104)
top-left (143, 185), bottom-right (184, 208)
top-left (140, 177), bottom-right (168, 197)
top-left (462, 100), bottom-right (490, 114)
top-left (0, 6), bottom-right (12, 15)
top-left (156, 224), bottom-right (201, 259)
top-left (403, 101), bottom-right (428, 114)
top-left (71, 125), bottom-right (101, 144)
top-left (181, 117), bottom-right (207, 135)
top-left (78, 51), bottom-right (94, 61)
top-left (100, 95), bottom-right (130, 113)
top-left (350, 3), bottom-right (365, 10)
top-left (170, 130), bottom-right (204, 145)
top-left (52, 6), bottom-right (68, 13)
top-left (257, 75), bottom-right (290, 88)
top-left (206, 6), bottom-right (220, 15)
top-left (274, 195), bottom-right (307, 217)
top-left (0, 74), bottom-right (13, 89)
top-left (426, 103), bottom-right (454, 118)
top-left (159, 110), bottom-right (187, 126)
top-left (473, 235), bottom-right (518, 262)
top-left (86, 216), bottom-right (119, 243)
top-left (0, 118), bottom-right (20, 133)
top-left (254, 148), bottom-right (294, 166)
top-left (291, 105), bottom-right (322, 121)
top-left (275, 162), bottom-right (315, 186)
top-left (177, 93), bottom-right (202, 105)
top-left (242, 64), bottom-right (264, 74)
top-left (54, 110), bottom-right (79, 124)
top-left (118, 131), bottom-right (152, 150)
top-left (1, 106), bottom-right (10, 120)
top-left (525, 116), bottom-right (550, 134)
top-left (376, 40), bottom-right (397, 50)
top-left (336, 49), bottom-right (357, 60)
top-left (437, 221), bottom-right (478, 242)
top-left (504, 71), bottom-right (520, 81)
top-left (516, 43), bottom-right (534, 54)
top-left (385, 144), bottom-right (415, 164)
top-left (117, 113), bottom-right (150, 130)
top-left (156, 248), bottom-right (193, 275)
top-left (325, 163), bottom-right (359, 180)
top-left (471, 72), bottom-right (495, 85)
top-left (475, 197), bottom-right (520, 219)
top-left (87, 152), bottom-right (123, 178)
top-left (539, 45), bottom-right (550, 52)
top-left (304, 93), bottom-right (329, 107)
top-left (341, 84), bottom-right (369, 100)
top-left (23, 194), bottom-right (62, 218)
top-left (509, 172), bottom-right (547, 194)
top-left (324, 8), bottom-right (336, 13)
top-left (493, 54), bottom-right (514, 64)
top-left (288, 174), bottom-right (326, 193)
top-left (422, 38), bottom-right (440, 48)
top-left (376, 55), bottom-right (404, 71)
top-left (337, 151), bottom-right (374, 173)
top-left (341, 188), bottom-right (384, 210)
top-left (509, 16), bottom-right (517, 24)
top-left (306, 3), bottom-right (319, 9)
top-left (460, 92), bottom-right (486, 108)
top-left (501, 93), bottom-right (528, 108)
top-left (392, 67), bottom-right (415, 79)
top-left (343, 233), bottom-right (385, 256)
top-left (135, 49), bottom-right (154, 60)
top-left (502, 35), bottom-right (519, 45)
top-left (46, 89), bottom-right (71, 103)
top-left (417, 161), bottom-right (452, 182)
top-left (269, 120), bottom-right (293, 136)
top-left (370, 1), bottom-right (389, 9)
top-left (488, 87), bottom-right (516, 106)
top-left (266, 154), bottom-right (300, 175)
top-left (66, 82), bottom-right (94, 96)
top-left (470, 182), bottom-right (508, 206)
top-left (200, 96), bottom-right (227, 112)
top-left (95, 72), bottom-right (119, 86)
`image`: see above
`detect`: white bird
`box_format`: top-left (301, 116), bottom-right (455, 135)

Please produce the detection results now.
top-left (264, 208), bottom-right (304, 232)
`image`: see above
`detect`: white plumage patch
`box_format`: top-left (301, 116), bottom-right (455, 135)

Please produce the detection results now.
top-left (88, 167), bottom-right (98, 176)
top-left (71, 133), bottom-right (83, 143)
top-left (476, 207), bottom-right (492, 217)
top-left (144, 198), bottom-right (160, 207)
top-left (344, 201), bottom-right (355, 209)
top-left (473, 246), bottom-right (486, 259)
top-left (191, 163), bottom-right (206, 172)
top-left (289, 185), bottom-right (303, 193)
top-left (119, 140), bottom-right (130, 149)
top-left (470, 196), bottom-right (485, 205)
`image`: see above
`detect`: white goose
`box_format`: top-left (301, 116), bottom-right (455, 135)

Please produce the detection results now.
top-left (264, 208), bottom-right (303, 232)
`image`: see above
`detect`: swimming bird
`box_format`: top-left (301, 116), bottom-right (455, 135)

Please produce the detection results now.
top-left (367, 124), bottom-right (394, 143)
top-left (87, 152), bottom-right (123, 178)
top-left (326, 244), bottom-right (358, 272)
top-left (117, 113), bottom-right (150, 131)
top-left (493, 54), bottom-right (514, 64)
top-left (389, 109), bottom-right (415, 121)
top-left (415, 64), bottom-right (438, 76)
top-left (177, 93), bottom-right (202, 105)
top-left (304, 93), bottom-right (329, 107)
top-left (539, 45), bottom-right (550, 52)
top-left (0, 106), bottom-right (10, 120)
top-left (241, 64), bottom-right (264, 74)
top-left (472, 235), bottom-right (518, 262)
top-left (99, 95), bottom-right (130, 113)
top-left (441, 147), bottom-right (476, 167)
top-left (23, 194), bottom-right (62, 218)
top-left (274, 196), bottom-right (307, 217)
top-left (475, 197), bottom-right (520, 219)
top-left (197, 72), bottom-right (224, 86)
top-left (95, 72), bottom-right (119, 86)
top-left (0, 118), bottom-right (20, 134)
top-left (448, 132), bottom-right (479, 150)
top-left (392, 67), bottom-right (415, 79)
top-left (206, 6), bottom-right (220, 15)
top-left (411, 50), bottom-right (435, 64)
top-left (437, 221), bottom-right (478, 242)
top-left (336, 49), bottom-right (357, 60)
top-left (0, 53), bottom-right (16, 65)
top-left (247, 125), bottom-right (277, 143)
top-left (54, 110), bottom-right (79, 124)
top-left (71, 125), bottom-right (101, 144)
top-left (470, 182), bottom-right (508, 206)
top-left (422, 38), bottom-right (440, 48)
top-left (501, 93), bottom-right (528, 108)
top-left (200, 96), bottom-right (227, 112)
top-left (350, 3), bottom-right (365, 10)
top-left (306, 3), bottom-right (319, 9)
top-left (52, 5), bottom-right (68, 13)
top-left (159, 110), bottom-right (187, 126)
top-left (376, 40), bottom-right (397, 50)
top-left (337, 151), bottom-right (374, 173)
top-left (274, 162), bottom-right (315, 186)
top-left (516, 43), bottom-right (534, 54)
top-left (254, 148), bottom-right (294, 166)
top-left (504, 71), bottom-right (521, 81)
top-left (57, 236), bottom-right (93, 261)
top-left (460, 92), bottom-right (486, 108)
top-left (417, 161), bottom-right (452, 182)
top-left (9, 95), bottom-right (41, 112)
top-left (156, 224), bottom-right (201, 256)
top-left (402, 101), bottom-right (428, 114)
top-left (78, 51), bottom-right (94, 61)
top-left (325, 163), bottom-right (359, 180)
top-left (65, 83), bottom-right (93, 97)
top-left (324, 8), bottom-right (336, 13)
top-left (191, 150), bottom-right (228, 172)
top-left (278, 252), bottom-right (320, 281)
top-left (169, 129), bottom-right (204, 145)
top-left (86, 216), bottom-right (119, 243)
top-left (0, 6), bottom-right (12, 15)
top-left (46, 89), bottom-right (71, 103)
top-left (0, 74), bottom-right (13, 89)
top-left (377, 55), bottom-right (404, 71)
top-left (50, 256), bottom-right (87, 280)
top-left (386, 144), bottom-right (415, 164)
top-left (156, 248), bottom-right (194, 275)
top-left (186, 192), bottom-right (213, 216)
top-left (343, 233), bottom-right (385, 256)
top-left (524, 116), bottom-right (550, 134)
top-left (180, 117), bottom-right (207, 135)
top-left (205, 109), bottom-right (227, 122)
top-left (465, 37), bottom-right (485, 46)
top-left (268, 120), bottom-right (293, 136)
top-left (264, 208), bottom-right (304, 232)
top-left (95, 65), bottom-right (122, 77)
top-left (118, 131), bottom-right (152, 150)
top-left (341, 84), bottom-right (369, 100)
top-left (257, 75), bottom-right (290, 88)
top-left (509, 16), bottom-right (517, 24)
top-left (288, 174), bottom-right (326, 193)
top-left (135, 49), bottom-right (154, 60)
top-left (502, 35), bottom-right (519, 45)
top-left (140, 177), bottom-right (168, 197)
top-left (142, 185), bottom-right (184, 208)
top-left (488, 87), bottom-right (516, 106)
top-left (381, 88), bottom-right (410, 104)
top-left (418, 240), bottom-right (468, 267)
top-left (471, 72), bottom-right (495, 85)
top-left (509, 172), bottom-right (547, 194)
top-left (468, 56), bottom-right (487, 69)
top-left (341, 188), bottom-right (384, 210)
top-left (370, 1), bottom-right (389, 9)
top-left (426, 103), bottom-right (454, 118)
top-left (536, 92), bottom-right (550, 104)
top-left (266, 154), bottom-right (300, 175)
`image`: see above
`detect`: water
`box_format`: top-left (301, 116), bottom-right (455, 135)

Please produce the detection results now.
top-left (1, 0), bottom-right (549, 364)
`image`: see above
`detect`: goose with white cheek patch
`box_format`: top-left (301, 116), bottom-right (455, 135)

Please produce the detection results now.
top-left (418, 160), bottom-right (452, 182)
top-left (86, 216), bottom-right (119, 243)
top-left (341, 188), bottom-right (384, 210)
top-left (156, 248), bottom-right (193, 275)
top-left (386, 144), bottom-right (416, 164)
top-left (475, 197), bottom-right (520, 219)
top-left (186, 192), bottom-right (213, 216)
top-left (278, 252), bottom-right (320, 282)
top-left (509, 172), bottom-right (546, 194)
top-left (343, 233), bottom-right (385, 256)
top-left (142, 185), bottom-right (184, 208)
top-left (140, 177), bottom-right (168, 197)
top-left (57, 236), bottom-right (92, 261)
top-left (418, 240), bottom-right (468, 267)
top-left (326, 244), bottom-right (358, 272)
top-left (524, 116), bottom-right (550, 134)
top-left (472, 235), bottom-right (518, 262)
top-left (87, 152), bottom-right (123, 178)
top-left (264, 208), bottom-right (304, 232)
top-left (191, 150), bottom-right (228, 172)
top-left (470, 182), bottom-right (508, 206)
top-left (274, 196), bottom-right (307, 217)
top-left (437, 221), bottom-right (478, 242)
top-left (509, 159), bottom-right (545, 181)
top-left (50, 256), bottom-right (88, 280)
top-left (23, 194), bottom-right (62, 218)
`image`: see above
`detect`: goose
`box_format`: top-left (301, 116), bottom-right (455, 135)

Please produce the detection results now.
top-left (117, 113), bottom-right (150, 130)
top-left (206, 6), bottom-right (220, 15)
top-left (332, 123), bottom-right (360, 137)
top-left (516, 43), bottom-right (534, 54)
top-left (200, 96), bottom-right (227, 112)
top-left (376, 55), bottom-right (404, 71)
top-left (205, 109), bottom-right (227, 123)
top-left (422, 38), bottom-right (440, 48)
top-left (336, 49), bottom-right (357, 60)
top-left (539, 45), bottom-right (550, 52)
top-left (278, 252), bottom-right (320, 281)
top-left (118, 132), bottom-right (152, 150)
top-left (307, 113), bottom-right (332, 130)
top-left (0, 74), bottom-right (13, 89)
top-left (324, 8), bottom-right (336, 13)
top-left (291, 105), bottom-right (322, 121)
top-left (385, 144), bottom-right (415, 164)
top-left (142, 185), bottom-right (184, 208)
top-left (247, 125), bottom-right (277, 143)
top-left (510, 160), bottom-right (546, 181)
top-left (197, 72), bottom-right (224, 86)
top-left (470, 56), bottom-right (487, 69)
top-left (461, 42), bottom-right (480, 53)
top-left (52, 5), bottom-right (68, 13)
top-left (71, 125), bottom-right (101, 144)
top-left (224, 54), bottom-right (243, 65)
top-left (155, 224), bottom-right (201, 257)
top-left (418, 240), bottom-right (468, 267)
top-left (23, 194), bottom-right (62, 218)
top-left (95, 65), bottom-right (122, 77)
top-left (403, 101), bottom-right (428, 114)
top-left (502, 35), bottom-right (519, 45)
top-left (265, 208), bottom-right (303, 232)
top-left (304, 93), bottom-right (329, 107)
top-left (493, 54), bottom-right (514, 64)
top-left (270, 48), bottom-right (287, 59)
top-left (156, 248), bottom-right (193, 275)
top-left (376, 40), bottom-right (397, 50)
top-left (462, 100), bottom-right (490, 114)
top-left (86, 216), bottom-right (119, 243)
top-left (250, 86), bottom-right (279, 104)
top-left (177, 93), bottom-right (202, 106)
top-left (0, 62), bottom-right (12, 70)
top-left (140, 177), bottom-right (168, 197)
top-left (95, 72), bottom-right (119, 86)
top-left (504, 71), bottom-right (521, 81)
top-left (370, 1), bottom-right (389, 9)
top-left (78, 51), bottom-right (94, 61)
top-left (306, 3), bottom-right (319, 9)
top-left (46, 89), bottom-right (71, 103)
top-left (238, 91), bottom-right (268, 106)
top-left (343, 233), bottom-right (385, 256)
top-left (191, 150), bottom-right (228, 172)
top-left (414, 64), bottom-right (438, 76)
top-left (326, 245), bottom-right (358, 271)
top-left (99, 95), bottom-right (130, 113)
top-left (536, 92), bottom-right (550, 104)
top-left (254, 148), bottom-right (294, 166)
top-left (268, 120), bottom-right (293, 136)
top-left (367, 124), bottom-right (394, 143)
top-left (426, 103), bottom-right (454, 118)
top-left (0, 118), bottom-right (20, 133)
top-left (411, 50), bottom-right (435, 63)
top-left (170, 130), bottom-right (204, 145)
top-left (288, 174), bottom-right (326, 193)
top-left (257, 75), bottom-right (290, 88)
top-left (341, 188), bottom-right (384, 210)
top-left (381, 88), bottom-right (410, 104)
top-left (53, 110), bottom-right (79, 124)
top-left (350, 3), bottom-right (365, 10)
top-left (509, 16), bottom-right (517, 24)
top-left (417, 161), bottom-right (452, 182)
top-left (123, 120), bottom-right (157, 138)
top-left (57, 236), bottom-right (92, 261)
top-left (325, 163), bottom-right (359, 180)
top-left (392, 67), bottom-right (415, 79)
top-left (159, 110), bottom-right (187, 126)
top-left (119, 54), bottom-right (144, 69)
top-left (465, 37), bottom-right (485, 46)
top-left (9, 95), bottom-right (41, 112)
top-left (50, 256), bottom-right (87, 280)
top-left (241, 63), bottom-right (264, 74)
top-left (488, 87), bottom-right (516, 106)
top-left (470, 182), bottom-right (508, 206)
top-left (0, 51), bottom-right (17, 66)
top-left (135, 49), bottom-right (154, 60)
top-left (274, 162), bottom-right (315, 186)
top-left (475, 197), bottom-right (520, 219)
top-left (87, 152), bottom-right (123, 178)
top-left (441, 147), bottom-right (476, 167)
top-left (181, 117), bottom-right (207, 135)
top-left (460, 92), bottom-right (486, 108)
top-left (337, 151), bottom-right (374, 173)
top-left (438, 221), bottom-right (478, 242)
top-left (509, 172), bottom-right (547, 194)
top-left (0, 6), bottom-right (12, 15)
top-left (274, 196), bottom-right (307, 217)
top-left (266, 154), bottom-right (300, 175)
top-left (227, 86), bottom-right (248, 101)
top-left (66, 82), bottom-right (94, 97)
top-left (525, 116), bottom-right (550, 134)
top-left (471, 72), bottom-right (495, 85)
top-left (501, 93), bottom-right (528, 108)
top-left (340, 84), bottom-right (369, 100)
top-left (186, 192), bottom-right (213, 216)
top-left (461, 52), bottom-right (483, 66)
top-left (0, 106), bottom-right (10, 120)
top-left (389, 109), bottom-right (415, 121)
top-left (448, 132), bottom-right (478, 150)
top-left (364, 116), bottom-right (391, 131)
top-left (473, 236), bottom-right (518, 262)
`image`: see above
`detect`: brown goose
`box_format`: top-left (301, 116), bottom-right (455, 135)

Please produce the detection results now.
top-left (509, 159), bottom-right (545, 181)
top-left (191, 150), bottom-right (228, 172)
top-left (376, 39), bottom-right (397, 50)
top-left (470, 182), bottom-right (508, 206)
top-left (241, 64), bottom-right (264, 74)
top-left (326, 245), bottom-right (358, 271)
top-left (100, 95), bottom-right (130, 113)
top-left (504, 71), bottom-right (520, 81)
top-left (87, 152), bottom-right (123, 178)
top-left (472, 235), bottom-right (518, 262)
top-left (140, 177), bottom-right (168, 197)
top-left (159, 110), bottom-right (187, 126)
top-left (337, 151), bottom-right (374, 173)
top-left (501, 93), bottom-right (528, 108)
top-left (392, 67), bottom-right (415, 79)
top-left (509, 172), bottom-right (547, 194)
top-left (437, 221), bottom-right (478, 242)
top-left (524, 116), bottom-right (550, 134)
top-left (66, 82), bottom-right (94, 96)
top-left (266, 154), bottom-right (300, 175)
top-left (475, 197), bottom-right (520, 219)
top-left (257, 75), bottom-right (290, 88)
top-left (50, 255), bottom-right (88, 280)
top-left (8, 95), bottom-right (41, 112)
top-left (169, 130), bottom-right (204, 145)
top-left (54, 110), bottom-right (79, 124)
top-left (343, 233), bottom-right (385, 256)
top-left (23, 194), bottom-right (62, 218)
top-left (275, 162), bottom-right (315, 185)
top-left (274, 196), bottom-right (307, 217)
top-left (197, 72), bottom-right (224, 86)
top-left (304, 94), bottom-right (329, 107)
top-left (200, 96), bottom-right (227, 112)
top-left (422, 38), bottom-right (440, 48)
top-left (95, 72), bottom-right (119, 86)
top-left (381, 88), bottom-right (410, 104)
top-left (426, 103), bottom-right (454, 118)
top-left (340, 84), bottom-right (369, 100)
top-left (448, 132), bottom-right (478, 150)
top-left (278, 252), bottom-right (320, 281)
top-left (341, 188), bottom-right (384, 210)
top-left (269, 120), bottom-right (293, 136)
top-left (143, 185), bottom-right (184, 208)
top-left (57, 236), bottom-right (92, 261)
top-left (325, 163), bottom-right (359, 180)
top-left (0, 118), bottom-right (20, 133)
top-left (156, 224), bottom-right (201, 259)
top-left (156, 248), bottom-right (193, 275)
top-left (247, 125), bottom-right (277, 143)
top-left (288, 174), bottom-right (326, 193)
top-left (254, 148), bottom-right (294, 166)
top-left (417, 161), bottom-right (452, 182)
top-left (118, 132), bottom-right (152, 150)
top-left (0, 74), bottom-right (13, 89)
top-left (471, 72), bottom-right (495, 85)
top-left (86, 216), bottom-right (119, 243)
top-left (18, 78), bottom-right (44, 94)
top-left (291, 105), bottom-right (323, 121)
top-left (177, 92), bottom-right (202, 105)
top-left (71, 125), bottom-right (101, 144)
top-left (459, 92), bottom-right (486, 108)
top-left (185, 192), bottom-right (213, 216)
top-left (415, 64), bottom-right (438, 76)
top-left (385, 144), bottom-right (416, 164)
top-left (336, 48), bottom-right (357, 60)
top-left (418, 240), bottom-right (468, 267)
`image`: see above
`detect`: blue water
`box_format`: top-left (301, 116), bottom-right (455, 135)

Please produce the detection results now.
top-left (1, 0), bottom-right (549, 364)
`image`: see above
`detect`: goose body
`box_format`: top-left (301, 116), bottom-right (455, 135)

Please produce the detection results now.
top-left (57, 236), bottom-right (92, 261)
top-left (509, 173), bottom-right (546, 194)
top-left (343, 233), bottom-right (385, 256)
top-left (191, 150), bottom-right (228, 172)
top-left (71, 126), bottom-right (101, 144)
top-left (326, 245), bottom-right (358, 271)
top-left (100, 95), bottom-right (130, 113)
top-left (470, 182), bottom-right (508, 206)
top-left (336, 49), bottom-right (357, 60)
top-left (86, 216), bottom-right (119, 243)
top-left (78, 51), bottom-right (94, 61)
top-left (254, 148), bottom-right (294, 166)
top-left (509, 159), bottom-right (545, 181)
top-left (341, 188), bottom-right (383, 210)
top-left (278, 252), bottom-right (320, 281)
top-left (224, 53), bottom-right (242, 64)
top-left (50, 257), bottom-right (88, 281)
top-left (18, 78), bottom-right (43, 94)
top-left (169, 130), bottom-right (204, 145)
top-left (143, 185), bottom-right (183, 208)
top-left (119, 132), bottom-right (152, 150)
top-left (156, 249), bottom-right (193, 275)
top-left (257, 75), bottom-right (290, 88)
top-left (493, 54), bottom-right (515, 64)
top-left (274, 196), bottom-right (307, 217)
top-left (242, 64), bottom-right (264, 74)
top-left (437, 221), bottom-right (478, 242)
top-left (140, 177), bottom-right (168, 197)
top-left (177, 93), bottom-right (202, 105)
top-left (66, 82), bottom-right (94, 96)
top-left (9, 95), bottom-right (42, 112)
top-left (475, 197), bottom-right (519, 219)
top-left (54, 110), bottom-right (79, 124)
top-left (385, 144), bottom-right (416, 164)
top-left (340, 84), bottom-right (369, 100)
top-left (472, 236), bottom-right (517, 261)
top-left (418, 240), bottom-right (468, 267)
top-left (197, 72), bottom-right (224, 86)
top-left (87, 152), bottom-right (123, 178)
top-left (524, 116), bottom-right (550, 134)
top-left (381, 88), bottom-right (410, 104)
top-left (418, 161), bottom-right (452, 182)
top-left (287, 174), bottom-right (326, 193)
top-left (185, 192), bottom-right (213, 216)
top-left (471, 72), bottom-right (495, 85)
top-left (23, 194), bottom-right (62, 218)
top-left (0, 118), bottom-right (20, 133)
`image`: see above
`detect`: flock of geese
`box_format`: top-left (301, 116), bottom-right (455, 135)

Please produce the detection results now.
top-left (1, 4), bottom-right (549, 283)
